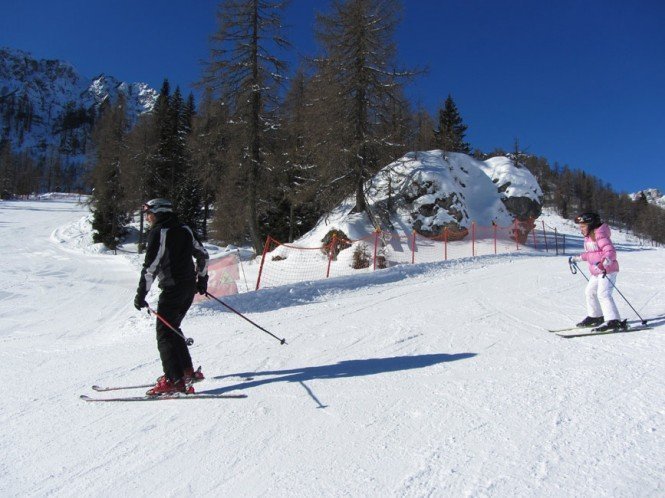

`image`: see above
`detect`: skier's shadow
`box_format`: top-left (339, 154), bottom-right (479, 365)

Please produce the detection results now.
top-left (208, 352), bottom-right (476, 407)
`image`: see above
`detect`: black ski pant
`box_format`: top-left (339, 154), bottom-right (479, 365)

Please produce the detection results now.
top-left (156, 281), bottom-right (196, 382)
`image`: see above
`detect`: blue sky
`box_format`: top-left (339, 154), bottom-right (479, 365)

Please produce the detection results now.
top-left (2, 0), bottom-right (664, 193)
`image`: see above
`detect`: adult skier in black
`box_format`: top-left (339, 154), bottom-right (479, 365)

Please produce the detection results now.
top-left (134, 198), bottom-right (209, 395)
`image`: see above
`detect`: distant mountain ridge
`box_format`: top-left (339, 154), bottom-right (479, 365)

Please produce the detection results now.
top-left (0, 47), bottom-right (157, 166)
top-left (631, 188), bottom-right (665, 210)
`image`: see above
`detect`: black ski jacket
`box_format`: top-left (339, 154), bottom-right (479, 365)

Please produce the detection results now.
top-left (136, 214), bottom-right (209, 297)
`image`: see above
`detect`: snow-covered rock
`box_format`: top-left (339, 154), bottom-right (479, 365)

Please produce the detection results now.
top-left (301, 150), bottom-right (543, 244)
top-left (480, 155), bottom-right (543, 220)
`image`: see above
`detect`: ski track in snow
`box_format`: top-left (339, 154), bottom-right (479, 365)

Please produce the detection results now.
top-left (1, 200), bottom-right (664, 497)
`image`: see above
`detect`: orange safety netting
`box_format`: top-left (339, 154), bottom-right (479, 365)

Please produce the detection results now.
top-left (255, 219), bottom-right (565, 290)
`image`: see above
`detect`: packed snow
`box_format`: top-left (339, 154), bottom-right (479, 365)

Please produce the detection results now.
top-left (1, 199), bottom-right (664, 497)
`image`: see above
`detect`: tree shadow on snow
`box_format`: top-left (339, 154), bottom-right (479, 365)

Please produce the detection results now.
top-left (206, 352), bottom-right (476, 407)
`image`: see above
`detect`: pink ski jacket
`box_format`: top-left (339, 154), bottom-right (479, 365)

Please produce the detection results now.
top-left (581, 223), bottom-right (619, 276)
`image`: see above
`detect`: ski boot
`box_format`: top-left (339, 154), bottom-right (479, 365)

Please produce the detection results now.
top-left (184, 366), bottom-right (205, 384)
top-left (576, 316), bottom-right (604, 328)
top-left (593, 319), bottom-right (627, 332)
top-left (146, 377), bottom-right (195, 396)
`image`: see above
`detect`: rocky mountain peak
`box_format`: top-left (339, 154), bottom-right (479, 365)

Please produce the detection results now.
top-left (0, 47), bottom-right (157, 165)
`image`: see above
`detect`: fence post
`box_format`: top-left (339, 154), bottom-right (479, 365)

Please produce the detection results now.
top-left (542, 220), bottom-right (548, 252)
top-left (444, 228), bottom-right (448, 261)
top-left (373, 230), bottom-right (379, 271)
top-left (514, 219), bottom-right (519, 251)
top-left (411, 231), bottom-right (416, 264)
top-left (554, 228), bottom-right (559, 255)
top-left (326, 235), bottom-right (336, 278)
top-left (472, 222), bottom-right (476, 257)
top-left (255, 237), bottom-right (273, 290)
top-left (532, 222), bottom-right (538, 249)
top-left (493, 223), bottom-right (497, 254)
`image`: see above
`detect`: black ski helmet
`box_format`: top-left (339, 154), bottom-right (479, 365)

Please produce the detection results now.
top-left (142, 198), bottom-right (173, 214)
top-left (574, 212), bottom-right (601, 229)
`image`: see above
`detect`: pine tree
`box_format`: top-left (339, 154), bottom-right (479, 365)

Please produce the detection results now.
top-left (166, 88), bottom-right (201, 233)
top-left (173, 92), bottom-right (203, 234)
top-left (148, 79), bottom-right (174, 198)
top-left (166, 87), bottom-right (185, 195)
top-left (434, 94), bottom-right (471, 154)
top-left (0, 142), bottom-right (13, 198)
top-left (90, 95), bottom-right (130, 249)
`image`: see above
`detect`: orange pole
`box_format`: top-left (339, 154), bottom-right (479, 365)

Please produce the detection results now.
top-left (326, 235), bottom-right (336, 278)
top-left (255, 237), bottom-right (273, 290)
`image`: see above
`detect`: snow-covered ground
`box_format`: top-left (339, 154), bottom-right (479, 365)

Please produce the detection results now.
top-left (1, 199), bottom-right (664, 497)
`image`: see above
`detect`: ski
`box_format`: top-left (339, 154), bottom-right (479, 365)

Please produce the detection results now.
top-left (91, 375), bottom-right (253, 392)
top-left (548, 326), bottom-right (591, 333)
top-left (556, 325), bottom-right (653, 338)
top-left (92, 383), bottom-right (153, 392)
top-left (548, 318), bottom-right (654, 334)
top-left (547, 317), bottom-right (663, 334)
top-left (81, 392), bottom-right (247, 402)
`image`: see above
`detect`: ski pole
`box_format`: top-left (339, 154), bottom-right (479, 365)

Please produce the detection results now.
top-left (568, 258), bottom-right (589, 281)
top-left (601, 274), bottom-right (648, 325)
top-left (146, 305), bottom-right (194, 345)
top-left (204, 291), bottom-right (287, 345)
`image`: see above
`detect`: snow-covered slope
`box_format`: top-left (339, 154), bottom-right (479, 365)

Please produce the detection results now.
top-left (1, 199), bottom-right (663, 496)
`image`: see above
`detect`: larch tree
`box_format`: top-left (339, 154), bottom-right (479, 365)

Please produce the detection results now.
top-left (312, 0), bottom-right (418, 218)
top-left (278, 68), bottom-right (322, 241)
top-left (201, 0), bottom-right (290, 253)
top-left (123, 111), bottom-right (158, 252)
top-left (188, 89), bottom-right (229, 241)
top-left (411, 107), bottom-right (437, 155)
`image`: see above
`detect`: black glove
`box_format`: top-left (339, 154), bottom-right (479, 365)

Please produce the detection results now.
top-left (197, 275), bottom-right (208, 295)
top-left (134, 292), bottom-right (147, 310)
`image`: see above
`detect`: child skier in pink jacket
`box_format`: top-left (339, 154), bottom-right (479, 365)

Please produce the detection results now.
top-left (569, 212), bottom-right (623, 331)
